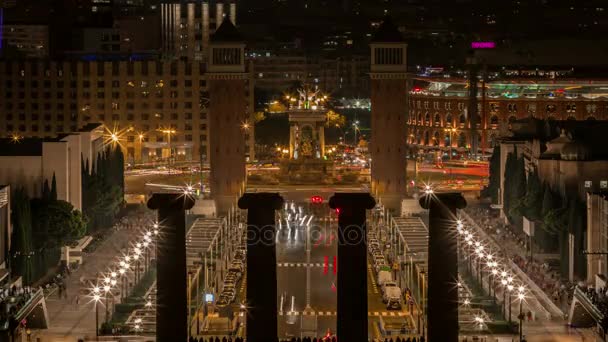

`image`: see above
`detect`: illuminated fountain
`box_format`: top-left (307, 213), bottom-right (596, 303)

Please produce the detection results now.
top-left (280, 85), bottom-right (335, 184)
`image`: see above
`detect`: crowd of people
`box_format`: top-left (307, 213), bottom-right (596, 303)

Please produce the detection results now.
top-left (465, 206), bottom-right (574, 310)
top-left (0, 285), bottom-right (39, 327)
top-left (580, 284), bottom-right (608, 319)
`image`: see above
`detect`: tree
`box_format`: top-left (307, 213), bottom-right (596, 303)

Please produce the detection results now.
top-left (508, 154), bottom-right (527, 221)
top-left (521, 168), bottom-right (543, 220)
top-left (50, 173), bottom-right (57, 201)
top-left (325, 110), bottom-right (346, 128)
top-left (252, 111), bottom-right (266, 124)
top-left (81, 146), bottom-right (124, 232)
top-left (42, 179), bottom-right (51, 201)
top-left (10, 188), bottom-right (34, 284)
top-left (502, 149), bottom-right (516, 217)
top-left (31, 199), bottom-right (87, 250)
top-left (482, 145), bottom-right (501, 203)
top-left (267, 101), bottom-right (287, 113)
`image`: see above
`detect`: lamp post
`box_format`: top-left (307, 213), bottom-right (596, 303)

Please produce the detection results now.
top-left (507, 276), bottom-right (514, 323)
top-left (491, 268), bottom-right (498, 297)
top-left (445, 127), bottom-right (457, 160)
top-left (103, 284), bottom-right (111, 324)
top-left (158, 128), bottom-right (176, 165)
top-left (501, 278), bottom-right (507, 319)
top-left (352, 120), bottom-right (360, 146)
top-left (93, 288), bottom-right (101, 338)
top-left (517, 286), bottom-right (525, 341)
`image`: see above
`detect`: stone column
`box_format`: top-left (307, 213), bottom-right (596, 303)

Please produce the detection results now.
top-left (238, 193), bottom-right (284, 342)
top-left (147, 193), bottom-right (195, 342)
top-left (329, 193), bottom-right (376, 342)
top-left (319, 125), bottom-right (325, 157)
top-left (419, 192), bottom-right (466, 342)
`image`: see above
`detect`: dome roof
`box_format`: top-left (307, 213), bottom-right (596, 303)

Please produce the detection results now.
top-left (560, 140), bottom-right (592, 161)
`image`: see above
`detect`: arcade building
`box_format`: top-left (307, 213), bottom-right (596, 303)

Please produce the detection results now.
top-left (407, 77), bottom-right (608, 157)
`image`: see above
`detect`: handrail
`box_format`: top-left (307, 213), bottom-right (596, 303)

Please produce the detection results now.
top-left (14, 288), bottom-right (44, 321)
top-left (573, 287), bottom-right (604, 321)
top-left (459, 210), bottom-right (562, 320)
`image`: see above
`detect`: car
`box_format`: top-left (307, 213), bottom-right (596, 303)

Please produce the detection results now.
top-left (381, 281), bottom-right (398, 297)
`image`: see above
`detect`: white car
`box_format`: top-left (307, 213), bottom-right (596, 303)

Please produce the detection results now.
top-left (382, 283), bottom-right (401, 305)
top-left (381, 281), bottom-right (398, 296)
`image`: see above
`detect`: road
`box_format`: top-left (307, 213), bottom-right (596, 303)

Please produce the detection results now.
top-left (275, 189), bottom-right (409, 339)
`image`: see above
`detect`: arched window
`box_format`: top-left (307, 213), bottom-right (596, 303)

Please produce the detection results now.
top-left (434, 113), bottom-right (440, 126)
top-left (459, 114), bottom-right (466, 126)
top-left (425, 112), bottom-right (431, 125)
top-left (417, 112), bottom-right (422, 124)
top-left (446, 114), bottom-right (453, 127)
top-left (458, 132), bottom-right (467, 148)
top-left (424, 131), bottom-right (430, 145)
top-left (490, 115), bottom-right (499, 126)
top-left (433, 131), bottom-right (440, 146)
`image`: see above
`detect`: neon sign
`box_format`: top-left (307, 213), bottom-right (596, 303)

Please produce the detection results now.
top-left (471, 42), bottom-right (496, 49)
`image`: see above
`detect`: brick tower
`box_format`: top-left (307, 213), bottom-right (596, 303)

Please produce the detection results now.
top-left (208, 18), bottom-right (248, 214)
top-left (370, 17), bottom-right (408, 212)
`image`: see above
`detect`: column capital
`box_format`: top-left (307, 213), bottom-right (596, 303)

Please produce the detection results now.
top-left (329, 192), bottom-right (376, 212)
top-left (147, 193), bottom-right (196, 211)
top-left (419, 192), bottom-right (466, 210)
top-left (238, 192), bottom-right (284, 210)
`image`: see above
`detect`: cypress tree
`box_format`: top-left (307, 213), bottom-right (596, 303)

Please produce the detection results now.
top-left (11, 187), bottom-right (34, 284)
top-left (50, 173), bottom-right (57, 201)
top-left (42, 179), bottom-right (50, 201)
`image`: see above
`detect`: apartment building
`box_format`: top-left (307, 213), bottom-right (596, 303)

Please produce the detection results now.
top-left (0, 60), bottom-right (254, 163)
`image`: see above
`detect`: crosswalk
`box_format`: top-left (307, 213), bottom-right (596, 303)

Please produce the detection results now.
top-left (277, 262), bottom-right (334, 268)
top-left (279, 311), bottom-right (406, 317)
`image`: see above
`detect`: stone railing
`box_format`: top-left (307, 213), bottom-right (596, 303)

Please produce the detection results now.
top-left (459, 210), bottom-right (563, 320)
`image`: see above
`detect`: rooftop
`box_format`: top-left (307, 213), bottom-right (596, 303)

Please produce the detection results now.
top-left (211, 17), bottom-right (243, 43)
top-left (370, 17), bottom-right (405, 44)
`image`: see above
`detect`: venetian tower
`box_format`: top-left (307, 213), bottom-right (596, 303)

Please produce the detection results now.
top-left (370, 17), bottom-right (408, 212)
top-left (208, 18), bottom-right (248, 214)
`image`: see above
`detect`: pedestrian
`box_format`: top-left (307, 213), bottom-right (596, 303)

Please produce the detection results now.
top-left (527, 310), bottom-right (532, 321)
top-left (58, 285), bottom-right (63, 299)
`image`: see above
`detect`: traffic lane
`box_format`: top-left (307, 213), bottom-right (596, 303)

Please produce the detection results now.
top-left (277, 266), bottom-right (337, 313)
top-left (276, 223), bottom-right (337, 264)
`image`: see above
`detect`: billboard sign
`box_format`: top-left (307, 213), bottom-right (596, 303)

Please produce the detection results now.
top-left (471, 41), bottom-right (496, 49)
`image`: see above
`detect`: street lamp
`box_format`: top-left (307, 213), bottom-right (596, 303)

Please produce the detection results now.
top-left (352, 120), bottom-right (360, 146)
top-left (157, 128), bottom-right (177, 164)
top-left (444, 127), bottom-right (457, 160)
top-left (517, 287), bottom-right (526, 341)
top-left (501, 278), bottom-right (508, 320)
top-left (93, 292), bottom-right (101, 338)
top-left (103, 285), bottom-right (111, 323)
top-left (507, 283), bottom-right (514, 324)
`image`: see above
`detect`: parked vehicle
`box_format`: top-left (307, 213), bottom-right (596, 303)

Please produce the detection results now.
top-left (381, 281), bottom-right (398, 296)
top-left (377, 270), bottom-right (392, 286)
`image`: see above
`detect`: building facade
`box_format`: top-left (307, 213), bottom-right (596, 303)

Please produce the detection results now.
top-left (408, 78), bottom-right (608, 155)
top-left (0, 185), bottom-right (10, 275)
top-left (0, 124), bottom-right (104, 211)
top-left (0, 59), bottom-right (254, 163)
top-left (161, 1), bottom-right (235, 61)
top-left (587, 192), bottom-right (608, 283)
top-left (1, 24), bottom-right (49, 58)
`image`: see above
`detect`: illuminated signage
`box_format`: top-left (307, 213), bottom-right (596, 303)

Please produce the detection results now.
top-left (471, 42), bottom-right (496, 49)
